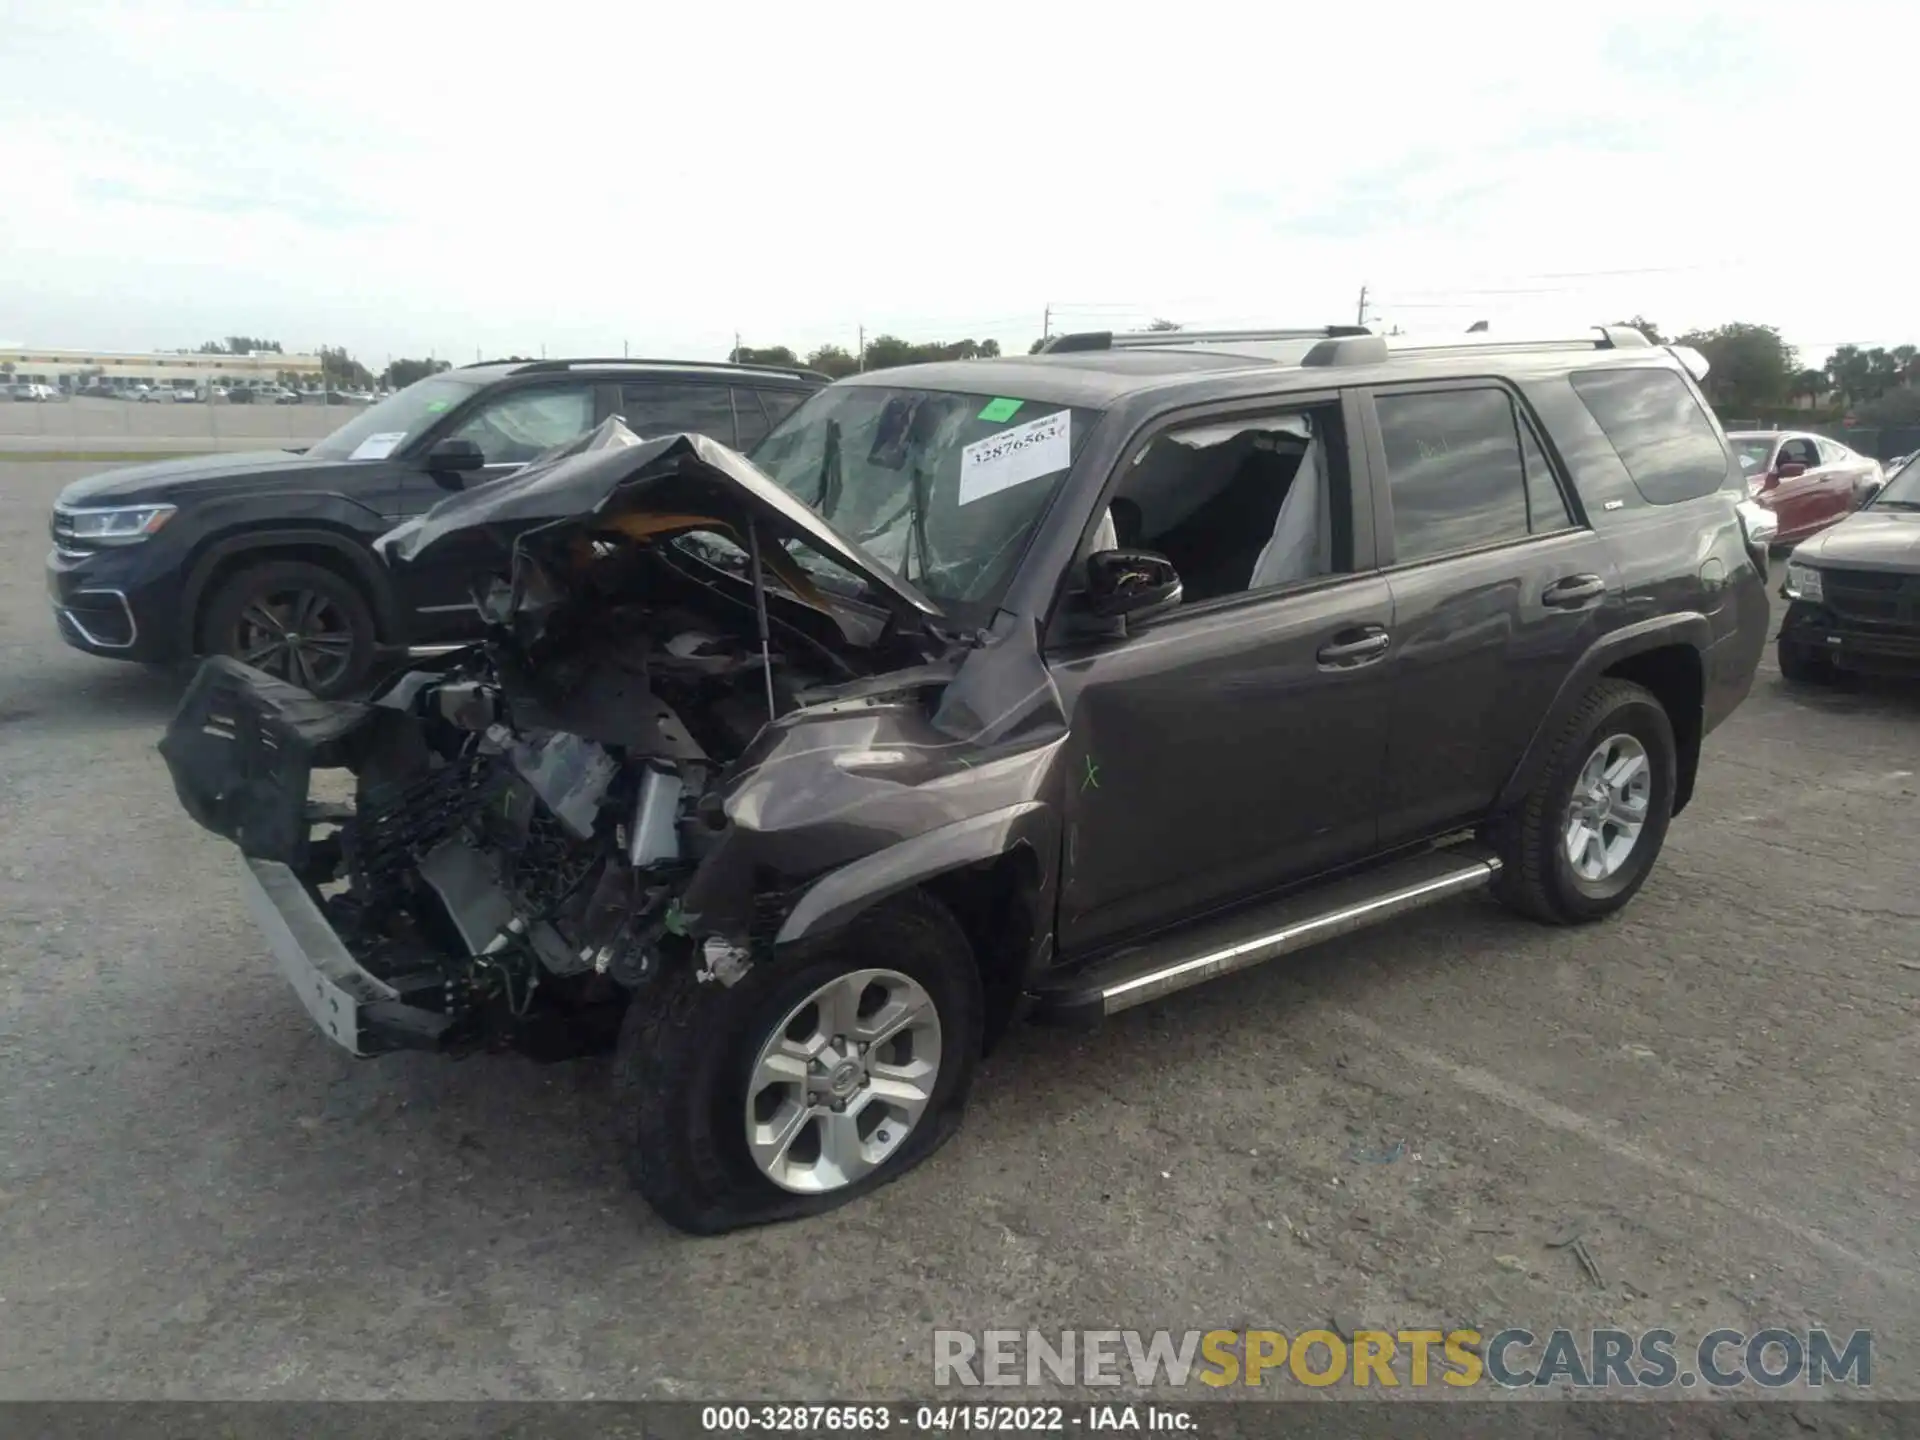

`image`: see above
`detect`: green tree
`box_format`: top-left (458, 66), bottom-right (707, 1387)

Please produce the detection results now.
top-left (1029, 337), bottom-right (1050, 354)
top-left (804, 344), bottom-right (860, 379)
top-left (1614, 315), bottom-right (1667, 345)
top-left (1857, 385), bottom-right (1920, 426)
top-left (730, 345), bottom-right (800, 368)
top-left (225, 336), bottom-right (281, 355)
top-left (1676, 323), bottom-right (1796, 412)
top-left (384, 356), bottom-right (451, 389)
top-left (1824, 344), bottom-right (1874, 405)
top-left (1146, 318), bottom-right (1182, 331)
top-left (1790, 369), bottom-right (1828, 404)
top-left (318, 345), bottom-right (374, 390)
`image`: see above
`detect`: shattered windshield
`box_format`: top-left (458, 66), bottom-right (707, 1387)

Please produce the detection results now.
top-left (746, 385), bottom-right (1100, 611)
top-left (306, 374), bottom-right (485, 461)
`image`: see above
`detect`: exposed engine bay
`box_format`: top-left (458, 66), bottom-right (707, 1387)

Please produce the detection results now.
top-left (159, 424), bottom-right (968, 1057)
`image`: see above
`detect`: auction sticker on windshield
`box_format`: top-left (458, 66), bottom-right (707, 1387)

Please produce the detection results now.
top-left (349, 432), bottom-right (409, 461)
top-left (959, 409), bottom-right (1070, 506)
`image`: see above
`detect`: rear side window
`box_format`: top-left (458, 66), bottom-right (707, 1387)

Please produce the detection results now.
top-left (1375, 387), bottom-right (1559, 563)
top-left (1569, 367), bottom-right (1729, 504)
top-left (758, 388), bottom-right (808, 428)
top-left (730, 388), bottom-right (771, 450)
top-left (620, 382), bottom-right (738, 446)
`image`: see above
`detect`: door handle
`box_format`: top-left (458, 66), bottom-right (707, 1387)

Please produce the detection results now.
top-left (1316, 627), bottom-right (1390, 667)
top-left (1541, 574), bottom-right (1606, 609)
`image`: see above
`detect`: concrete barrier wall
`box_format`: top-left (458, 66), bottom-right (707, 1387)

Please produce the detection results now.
top-left (0, 395), bottom-right (354, 445)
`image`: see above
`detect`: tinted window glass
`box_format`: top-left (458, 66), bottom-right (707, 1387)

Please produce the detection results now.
top-left (620, 382), bottom-right (737, 445)
top-left (730, 388), bottom-right (771, 450)
top-left (449, 384), bottom-right (594, 465)
top-left (758, 388), bottom-right (807, 429)
top-left (1518, 417), bottom-right (1572, 530)
top-left (1569, 367), bottom-right (1729, 504)
top-left (1376, 388), bottom-right (1530, 563)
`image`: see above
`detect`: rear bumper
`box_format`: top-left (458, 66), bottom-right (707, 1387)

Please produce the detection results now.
top-left (240, 856), bottom-right (453, 1056)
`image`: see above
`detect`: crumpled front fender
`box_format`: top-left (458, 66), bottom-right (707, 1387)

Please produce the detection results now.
top-left (773, 800), bottom-right (1049, 945)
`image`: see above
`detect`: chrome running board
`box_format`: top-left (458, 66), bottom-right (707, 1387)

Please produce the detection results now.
top-left (1035, 846), bottom-right (1502, 1019)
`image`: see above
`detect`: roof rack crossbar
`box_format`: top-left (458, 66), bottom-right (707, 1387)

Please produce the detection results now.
top-left (1301, 325), bottom-right (1656, 368)
top-left (1040, 325), bottom-right (1370, 355)
top-left (464, 356), bottom-right (826, 381)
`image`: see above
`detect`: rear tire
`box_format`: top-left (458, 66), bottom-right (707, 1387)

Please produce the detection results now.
top-left (1491, 679), bottom-right (1677, 925)
top-left (614, 892), bottom-right (983, 1234)
top-left (198, 559), bottom-right (377, 700)
top-left (1777, 638), bottom-right (1836, 687)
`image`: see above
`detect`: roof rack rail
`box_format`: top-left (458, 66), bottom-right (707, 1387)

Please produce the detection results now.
top-left (1039, 325), bottom-right (1371, 355)
top-left (1300, 325), bottom-right (1654, 368)
top-left (463, 356), bottom-right (827, 382)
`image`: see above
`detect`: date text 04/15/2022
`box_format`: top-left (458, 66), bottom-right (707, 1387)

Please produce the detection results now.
top-left (697, 1404), bottom-right (1194, 1433)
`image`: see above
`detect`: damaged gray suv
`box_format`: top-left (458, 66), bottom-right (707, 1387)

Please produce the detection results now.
top-left (161, 324), bottom-right (1771, 1233)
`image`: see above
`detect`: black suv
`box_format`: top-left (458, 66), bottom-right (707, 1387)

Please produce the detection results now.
top-left (48, 358), bottom-right (825, 695)
top-left (160, 324), bottom-right (1769, 1233)
top-left (1777, 450), bottom-right (1920, 682)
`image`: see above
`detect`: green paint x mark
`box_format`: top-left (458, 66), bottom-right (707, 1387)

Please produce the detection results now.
top-left (1081, 756), bottom-right (1100, 792)
top-left (424, 398), bottom-right (452, 413)
top-left (978, 397), bottom-right (1023, 423)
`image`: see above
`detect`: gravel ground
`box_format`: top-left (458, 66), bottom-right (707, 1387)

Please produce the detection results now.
top-left (2, 460), bottom-right (1916, 1405)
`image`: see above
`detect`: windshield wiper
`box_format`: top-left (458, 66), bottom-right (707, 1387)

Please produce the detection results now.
top-left (906, 459), bottom-right (933, 583)
top-left (813, 420), bottom-right (843, 518)
top-left (1870, 497), bottom-right (1920, 510)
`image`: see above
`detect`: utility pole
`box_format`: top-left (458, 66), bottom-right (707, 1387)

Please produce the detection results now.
top-left (623, 339), bottom-right (629, 358)
top-left (1043, 302), bottom-right (1051, 342)
top-left (1355, 285), bottom-right (1369, 328)
top-left (733, 330), bottom-right (741, 362)
top-left (857, 324), bottom-right (865, 373)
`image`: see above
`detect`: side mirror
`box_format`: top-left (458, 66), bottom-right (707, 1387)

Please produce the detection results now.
top-left (426, 437), bottom-right (485, 478)
top-left (1084, 548), bottom-right (1182, 620)
top-left (1773, 461), bottom-right (1806, 482)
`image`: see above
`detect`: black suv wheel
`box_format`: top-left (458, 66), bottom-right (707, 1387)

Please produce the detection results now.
top-left (614, 893), bottom-right (982, 1234)
top-left (1491, 679), bottom-right (1677, 925)
top-left (199, 559), bottom-right (378, 699)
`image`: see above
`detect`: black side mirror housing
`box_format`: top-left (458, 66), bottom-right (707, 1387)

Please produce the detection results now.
top-left (426, 437), bottom-right (486, 480)
top-left (1084, 548), bottom-right (1182, 620)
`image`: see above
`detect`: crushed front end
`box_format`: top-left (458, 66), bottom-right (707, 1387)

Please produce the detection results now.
top-left (158, 426), bottom-right (960, 1060)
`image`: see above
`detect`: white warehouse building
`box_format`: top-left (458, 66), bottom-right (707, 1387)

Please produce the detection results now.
top-left (0, 345), bottom-right (323, 393)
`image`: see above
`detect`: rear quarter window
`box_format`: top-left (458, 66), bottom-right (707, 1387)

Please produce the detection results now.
top-left (1568, 366), bottom-right (1731, 505)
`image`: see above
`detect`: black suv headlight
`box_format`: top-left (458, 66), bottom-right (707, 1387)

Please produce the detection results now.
top-left (62, 504), bottom-right (177, 545)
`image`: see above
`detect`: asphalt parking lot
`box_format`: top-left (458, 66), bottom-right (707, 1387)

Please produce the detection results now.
top-left (1, 458), bottom-right (1916, 1404)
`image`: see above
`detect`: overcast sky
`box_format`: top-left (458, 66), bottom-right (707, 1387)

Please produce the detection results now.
top-left (2, 2), bottom-right (1912, 369)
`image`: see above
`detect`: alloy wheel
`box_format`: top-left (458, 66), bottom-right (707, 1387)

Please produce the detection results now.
top-left (1563, 733), bottom-right (1652, 882)
top-left (745, 968), bottom-right (943, 1194)
top-left (232, 588), bottom-right (356, 692)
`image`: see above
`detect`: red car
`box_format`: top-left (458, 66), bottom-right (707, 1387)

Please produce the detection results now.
top-left (1728, 430), bottom-right (1883, 543)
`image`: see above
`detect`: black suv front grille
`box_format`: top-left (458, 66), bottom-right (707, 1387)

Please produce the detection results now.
top-left (1822, 569), bottom-right (1920, 628)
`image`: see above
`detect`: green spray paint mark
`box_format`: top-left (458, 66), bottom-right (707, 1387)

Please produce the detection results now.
top-left (1081, 756), bottom-right (1100, 792)
top-left (977, 397), bottom-right (1023, 423)
top-left (424, 398), bottom-right (452, 412)
top-left (663, 900), bottom-right (688, 937)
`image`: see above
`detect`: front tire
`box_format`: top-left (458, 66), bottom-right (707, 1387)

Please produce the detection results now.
top-left (1491, 679), bottom-right (1677, 925)
top-left (614, 892), bottom-right (983, 1234)
top-left (198, 559), bottom-right (377, 700)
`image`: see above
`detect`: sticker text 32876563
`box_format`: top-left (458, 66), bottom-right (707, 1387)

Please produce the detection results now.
top-left (958, 410), bottom-right (1070, 506)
